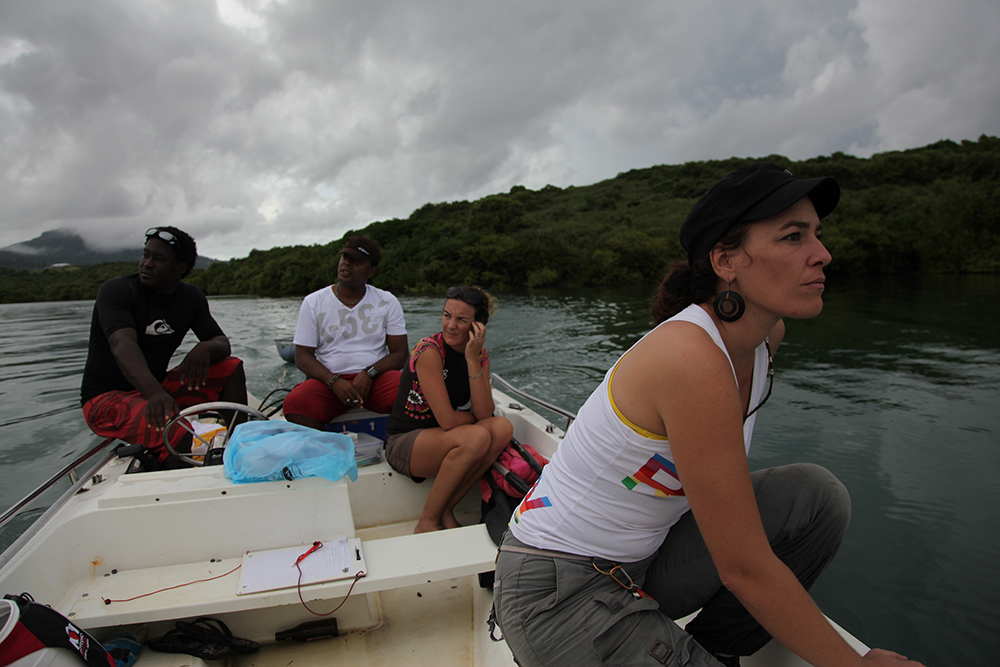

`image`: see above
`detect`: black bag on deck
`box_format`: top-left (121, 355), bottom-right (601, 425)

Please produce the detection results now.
top-left (0, 593), bottom-right (115, 667)
top-left (480, 471), bottom-right (518, 548)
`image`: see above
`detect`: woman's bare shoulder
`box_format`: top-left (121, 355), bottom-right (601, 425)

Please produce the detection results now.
top-left (414, 344), bottom-right (444, 372)
top-left (612, 319), bottom-right (736, 433)
top-left (632, 320), bottom-right (730, 372)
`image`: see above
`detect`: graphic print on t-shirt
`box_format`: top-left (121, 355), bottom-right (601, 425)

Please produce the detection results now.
top-left (513, 485), bottom-right (552, 523)
top-left (402, 380), bottom-right (433, 421)
top-left (144, 319), bottom-right (174, 336)
top-left (621, 452), bottom-right (685, 497)
top-left (317, 300), bottom-right (390, 345)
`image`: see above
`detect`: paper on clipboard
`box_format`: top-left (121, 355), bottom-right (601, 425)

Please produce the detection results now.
top-left (237, 536), bottom-right (366, 595)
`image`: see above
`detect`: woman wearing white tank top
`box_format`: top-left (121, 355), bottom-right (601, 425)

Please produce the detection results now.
top-left (495, 163), bottom-right (924, 667)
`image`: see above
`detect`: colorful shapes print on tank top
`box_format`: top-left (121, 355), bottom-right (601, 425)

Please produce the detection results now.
top-left (621, 452), bottom-right (685, 497)
top-left (513, 485), bottom-right (552, 523)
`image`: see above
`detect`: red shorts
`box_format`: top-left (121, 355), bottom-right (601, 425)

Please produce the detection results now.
top-left (82, 356), bottom-right (243, 462)
top-left (282, 370), bottom-right (401, 423)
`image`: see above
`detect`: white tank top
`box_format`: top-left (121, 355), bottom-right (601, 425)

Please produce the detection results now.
top-left (509, 304), bottom-right (771, 562)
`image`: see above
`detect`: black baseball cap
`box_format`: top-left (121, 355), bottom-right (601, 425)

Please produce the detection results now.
top-left (680, 162), bottom-right (840, 263)
top-left (340, 236), bottom-right (381, 265)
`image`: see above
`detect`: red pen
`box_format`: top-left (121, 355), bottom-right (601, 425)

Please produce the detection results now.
top-left (294, 541), bottom-right (323, 567)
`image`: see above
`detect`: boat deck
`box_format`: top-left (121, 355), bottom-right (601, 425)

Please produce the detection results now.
top-left (127, 575), bottom-right (510, 667)
top-left (1, 393), bottom-right (867, 667)
top-left (12, 456), bottom-right (493, 640)
top-left (226, 554), bottom-right (510, 667)
top-left (127, 543), bottom-right (508, 667)
top-left (69, 520), bottom-right (497, 629)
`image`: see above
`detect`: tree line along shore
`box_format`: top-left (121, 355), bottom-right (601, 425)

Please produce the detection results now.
top-left (3, 135), bottom-right (998, 305)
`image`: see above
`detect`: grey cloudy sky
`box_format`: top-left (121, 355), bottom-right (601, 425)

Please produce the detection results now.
top-left (2, 0), bottom-right (998, 260)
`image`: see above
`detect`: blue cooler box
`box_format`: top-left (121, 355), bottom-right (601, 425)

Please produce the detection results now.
top-left (329, 414), bottom-right (388, 441)
top-left (327, 414), bottom-right (387, 467)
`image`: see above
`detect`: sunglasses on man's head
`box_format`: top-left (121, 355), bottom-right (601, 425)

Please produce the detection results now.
top-left (145, 228), bottom-right (177, 245)
top-left (445, 286), bottom-right (481, 305)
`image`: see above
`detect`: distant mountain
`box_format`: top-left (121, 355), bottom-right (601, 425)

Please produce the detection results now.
top-left (0, 229), bottom-right (216, 270)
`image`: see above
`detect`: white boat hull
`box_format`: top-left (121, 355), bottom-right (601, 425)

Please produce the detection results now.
top-left (0, 389), bottom-right (866, 666)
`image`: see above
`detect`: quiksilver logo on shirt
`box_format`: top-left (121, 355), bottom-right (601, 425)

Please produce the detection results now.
top-left (145, 320), bottom-right (174, 336)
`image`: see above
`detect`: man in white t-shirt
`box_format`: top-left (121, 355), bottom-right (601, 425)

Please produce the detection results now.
top-left (283, 236), bottom-right (408, 429)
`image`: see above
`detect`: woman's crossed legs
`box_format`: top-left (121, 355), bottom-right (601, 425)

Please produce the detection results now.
top-left (409, 416), bottom-right (513, 533)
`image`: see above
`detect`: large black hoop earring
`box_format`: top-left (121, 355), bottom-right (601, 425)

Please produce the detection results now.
top-left (713, 282), bottom-right (745, 322)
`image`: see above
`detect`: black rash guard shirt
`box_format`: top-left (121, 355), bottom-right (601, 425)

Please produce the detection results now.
top-left (80, 274), bottom-right (224, 404)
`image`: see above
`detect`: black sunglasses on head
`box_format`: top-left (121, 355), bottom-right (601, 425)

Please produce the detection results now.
top-left (445, 286), bottom-right (481, 305)
top-left (145, 228), bottom-right (177, 245)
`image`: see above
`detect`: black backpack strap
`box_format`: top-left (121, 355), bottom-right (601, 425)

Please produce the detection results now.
top-left (509, 437), bottom-right (544, 477)
top-left (491, 461), bottom-right (530, 497)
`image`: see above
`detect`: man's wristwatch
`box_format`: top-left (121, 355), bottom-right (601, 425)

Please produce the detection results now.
top-left (327, 374), bottom-right (340, 390)
top-left (364, 365), bottom-right (379, 379)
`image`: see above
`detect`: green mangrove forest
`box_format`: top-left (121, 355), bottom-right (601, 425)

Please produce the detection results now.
top-left (4, 136), bottom-right (999, 304)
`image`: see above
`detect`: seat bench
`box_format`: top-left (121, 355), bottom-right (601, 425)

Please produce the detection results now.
top-left (68, 523), bottom-right (499, 631)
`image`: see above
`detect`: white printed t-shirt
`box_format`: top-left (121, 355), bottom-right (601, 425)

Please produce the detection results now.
top-left (292, 284), bottom-right (407, 375)
top-left (509, 304), bottom-right (770, 562)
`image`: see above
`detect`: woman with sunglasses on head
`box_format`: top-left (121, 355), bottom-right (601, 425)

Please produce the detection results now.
top-left (493, 164), bottom-right (924, 667)
top-left (385, 286), bottom-right (513, 534)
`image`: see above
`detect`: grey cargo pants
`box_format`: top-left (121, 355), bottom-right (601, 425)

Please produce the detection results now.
top-left (493, 463), bottom-right (851, 666)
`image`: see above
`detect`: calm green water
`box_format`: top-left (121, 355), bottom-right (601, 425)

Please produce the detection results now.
top-left (1, 275), bottom-right (997, 665)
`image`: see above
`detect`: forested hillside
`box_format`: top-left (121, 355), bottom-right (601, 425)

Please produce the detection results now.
top-left (3, 136), bottom-right (998, 304)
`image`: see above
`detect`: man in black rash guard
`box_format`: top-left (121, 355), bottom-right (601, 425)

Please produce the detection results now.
top-left (80, 226), bottom-right (247, 468)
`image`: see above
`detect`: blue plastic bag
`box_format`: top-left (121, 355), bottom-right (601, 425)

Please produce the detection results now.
top-left (223, 421), bottom-right (358, 484)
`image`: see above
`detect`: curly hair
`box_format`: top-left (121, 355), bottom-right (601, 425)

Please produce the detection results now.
top-left (149, 226), bottom-right (197, 278)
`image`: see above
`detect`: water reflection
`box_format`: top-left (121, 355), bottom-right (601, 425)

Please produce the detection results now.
top-left (0, 276), bottom-right (997, 665)
top-left (0, 301), bottom-right (95, 485)
top-left (752, 276), bottom-right (999, 666)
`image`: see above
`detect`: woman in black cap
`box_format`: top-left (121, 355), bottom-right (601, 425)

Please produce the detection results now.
top-left (493, 163), bottom-right (923, 667)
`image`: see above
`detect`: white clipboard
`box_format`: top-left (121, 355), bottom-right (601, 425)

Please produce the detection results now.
top-left (236, 536), bottom-right (366, 595)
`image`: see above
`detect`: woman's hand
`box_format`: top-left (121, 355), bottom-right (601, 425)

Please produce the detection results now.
top-left (465, 321), bottom-right (486, 360)
top-left (465, 323), bottom-right (493, 419)
top-left (863, 649), bottom-right (925, 666)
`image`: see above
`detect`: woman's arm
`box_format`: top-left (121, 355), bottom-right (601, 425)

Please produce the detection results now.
top-left (467, 360), bottom-right (495, 421)
top-left (612, 324), bottom-right (866, 667)
top-left (414, 348), bottom-right (476, 431)
top-left (465, 321), bottom-right (495, 421)
top-left (652, 331), bottom-right (899, 667)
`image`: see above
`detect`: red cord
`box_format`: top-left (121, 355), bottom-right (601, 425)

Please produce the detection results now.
top-left (294, 544), bottom-right (365, 616)
top-left (101, 563), bottom-right (242, 605)
top-left (295, 564), bottom-right (364, 616)
top-left (102, 542), bottom-right (364, 614)
top-left (295, 541), bottom-right (323, 565)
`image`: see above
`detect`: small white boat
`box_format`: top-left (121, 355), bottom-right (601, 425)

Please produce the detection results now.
top-left (274, 338), bottom-right (294, 363)
top-left (0, 376), bottom-right (867, 666)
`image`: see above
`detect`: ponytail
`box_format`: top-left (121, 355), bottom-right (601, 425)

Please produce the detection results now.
top-left (651, 259), bottom-right (719, 324)
top-left (651, 220), bottom-right (753, 324)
